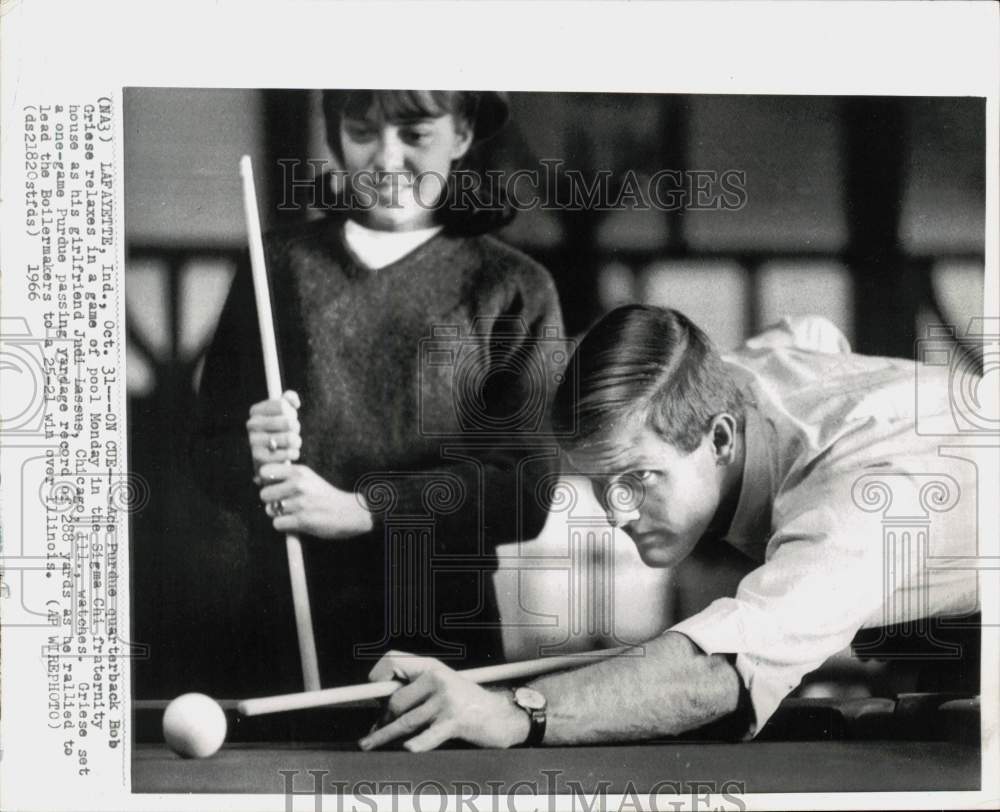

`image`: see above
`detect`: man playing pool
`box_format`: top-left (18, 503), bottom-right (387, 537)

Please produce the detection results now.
top-left (360, 305), bottom-right (983, 752)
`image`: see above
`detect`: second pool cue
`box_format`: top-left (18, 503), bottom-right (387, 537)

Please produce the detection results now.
top-left (237, 647), bottom-right (627, 716)
top-left (239, 154), bottom-right (322, 693)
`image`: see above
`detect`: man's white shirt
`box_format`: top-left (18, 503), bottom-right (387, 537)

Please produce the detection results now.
top-left (669, 317), bottom-right (981, 735)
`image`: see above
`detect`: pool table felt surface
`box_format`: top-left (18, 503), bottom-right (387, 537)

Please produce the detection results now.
top-left (133, 738), bottom-right (980, 795)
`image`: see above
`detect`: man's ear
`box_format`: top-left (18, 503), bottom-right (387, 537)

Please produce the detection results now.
top-left (710, 413), bottom-right (738, 465)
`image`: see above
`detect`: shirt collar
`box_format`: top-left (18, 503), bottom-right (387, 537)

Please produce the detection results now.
top-left (342, 219), bottom-right (442, 270)
top-left (723, 402), bottom-right (774, 557)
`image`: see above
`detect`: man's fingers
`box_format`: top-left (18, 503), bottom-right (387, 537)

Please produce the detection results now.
top-left (387, 674), bottom-right (437, 717)
top-left (367, 650), bottom-right (410, 682)
top-left (282, 390), bottom-right (301, 410)
top-left (403, 720), bottom-right (456, 753)
top-left (368, 652), bottom-right (440, 683)
top-left (358, 701), bottom-right (438, 751)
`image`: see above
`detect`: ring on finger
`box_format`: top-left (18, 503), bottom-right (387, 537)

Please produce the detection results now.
top-left (273, 499), bottom-right (285, 516)
top-left (267, 436), bottom-right (279, 453)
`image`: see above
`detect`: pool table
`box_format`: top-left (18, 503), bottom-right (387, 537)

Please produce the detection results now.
top-left (131, 694), bottom-right (981, 795)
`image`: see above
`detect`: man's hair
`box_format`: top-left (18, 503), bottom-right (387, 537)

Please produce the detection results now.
top-left (553, 305), bottom-right (745, 453)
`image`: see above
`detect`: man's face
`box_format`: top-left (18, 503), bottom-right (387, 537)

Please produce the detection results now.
top-left (339, 109), bottom-right (472, 231)
top-left (567, 423), bottom-right (727, 568)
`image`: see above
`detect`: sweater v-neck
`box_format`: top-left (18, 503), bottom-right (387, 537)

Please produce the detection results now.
top-left (336, 218), bottom-right (448, 276)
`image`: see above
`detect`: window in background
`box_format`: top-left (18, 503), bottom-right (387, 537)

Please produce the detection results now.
top-left (638, 260), bottom-right (748, 350)
top-left (180, 260), bottom-right (236, 357)
top-left (124, 259), bottom-right (169, 397)
top-left (125, 255), bottom-right (237, 397)
top-left (126, 345), bottom-right (156, 398)
top-left (758, 260), bottom-right (854, 343)
top-left (917, 260), bottom-right (988, 391)
top-left (181, 259), bottom-right (236, 391)
top-left (596, 261), bottom-right (637, 312)
top-left (125, 260), bottom-right (171, 357)
top-left (932, 260), bottom-right (986, 328)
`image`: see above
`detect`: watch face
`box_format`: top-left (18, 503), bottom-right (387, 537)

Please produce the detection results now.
top-left (514, 687), bottom-right (546, 710)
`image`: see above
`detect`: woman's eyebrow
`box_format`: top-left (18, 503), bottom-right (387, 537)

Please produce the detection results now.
top-left (394, 116), bottom-right (436, 126)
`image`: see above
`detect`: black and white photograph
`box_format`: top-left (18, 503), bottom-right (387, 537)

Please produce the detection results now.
top-left (124, 85), bottom-right (989, 796)
top-left (0, 3), bottom-right (997, 811)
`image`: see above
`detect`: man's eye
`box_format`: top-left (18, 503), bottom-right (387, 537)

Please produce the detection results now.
top-left (633, 470), bottom-right (655, 482)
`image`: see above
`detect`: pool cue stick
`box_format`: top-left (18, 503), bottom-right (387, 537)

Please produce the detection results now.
top-left (238, 647), bottom-right (628, 716)
top-left (240, 155), bottom-right (322, 693)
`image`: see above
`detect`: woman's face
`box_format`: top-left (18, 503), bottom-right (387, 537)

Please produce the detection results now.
top-left (339, 109), bottom-right (473, 231)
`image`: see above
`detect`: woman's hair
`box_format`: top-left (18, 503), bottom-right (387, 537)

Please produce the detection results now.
top-left (320, 89), bottom-right (514, 235)
top-left (553, 305), bottom-right (745, 453)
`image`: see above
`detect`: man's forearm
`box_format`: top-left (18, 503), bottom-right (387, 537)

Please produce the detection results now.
top-left (528, 632), bottom-right (744, 745)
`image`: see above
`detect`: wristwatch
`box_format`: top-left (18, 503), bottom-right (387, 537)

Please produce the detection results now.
top-left (511, 686), bottom-right (547, 747)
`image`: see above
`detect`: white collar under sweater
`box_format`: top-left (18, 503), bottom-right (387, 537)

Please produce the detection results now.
top-left (342, 219), bottom-right (443, 270)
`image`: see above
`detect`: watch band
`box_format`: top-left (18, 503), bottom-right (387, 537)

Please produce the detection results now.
top-left (512, 687), bottom-right (547, 747)
top-left (523, 706), bottom-right (546, 747)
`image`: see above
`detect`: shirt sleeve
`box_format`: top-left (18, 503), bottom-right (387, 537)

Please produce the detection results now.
top-left (670, 494), bottom-right (886, 737)
top-left (743, 315), bottom-right (851, 354)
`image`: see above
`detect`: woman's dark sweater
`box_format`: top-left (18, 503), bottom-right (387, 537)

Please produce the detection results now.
top-left (193, 216), bottom-right (565, 693)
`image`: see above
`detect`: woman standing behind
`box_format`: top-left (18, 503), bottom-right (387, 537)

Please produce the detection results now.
top-left (194, 90), bottom-right (565, 695)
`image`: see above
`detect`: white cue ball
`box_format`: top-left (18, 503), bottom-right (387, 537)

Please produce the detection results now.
top-left (162, 693), bottom-right (227, 758)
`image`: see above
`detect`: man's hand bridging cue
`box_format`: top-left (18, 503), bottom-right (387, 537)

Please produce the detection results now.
top-left (359, 652), bottom-right (530, 752)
